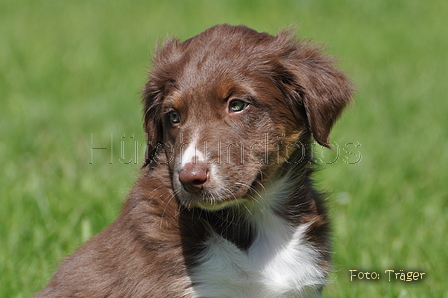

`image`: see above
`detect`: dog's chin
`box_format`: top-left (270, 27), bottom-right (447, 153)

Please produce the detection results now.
top-left (196, 199), bottom-right (244, 211)
top-left (178, 188), bottom-right (247, 211)
top-left (179, 195), bottom-right (244, 211)
top-left (174, 179), bottom-right (253, 210)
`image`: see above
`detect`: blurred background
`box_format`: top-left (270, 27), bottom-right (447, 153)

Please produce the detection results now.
top-left (1, 0), bottom-right (446, 297)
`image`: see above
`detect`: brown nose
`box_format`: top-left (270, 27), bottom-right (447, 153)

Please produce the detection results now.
top-left (179, 162), bottom-right (208, 193)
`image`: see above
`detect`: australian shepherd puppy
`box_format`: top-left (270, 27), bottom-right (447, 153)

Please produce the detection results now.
top-left (34, 24), bottom-right (353, 298)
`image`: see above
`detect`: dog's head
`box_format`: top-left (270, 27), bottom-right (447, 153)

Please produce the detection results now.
top-left (143, 25), bottom-right (352, 210)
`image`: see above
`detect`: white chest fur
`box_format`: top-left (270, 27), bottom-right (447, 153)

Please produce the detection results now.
top-left (190, 207), bottom-right (326, 298)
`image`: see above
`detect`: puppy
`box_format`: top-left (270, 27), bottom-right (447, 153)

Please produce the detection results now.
top-left (34, 24), bottom-right (353, 298)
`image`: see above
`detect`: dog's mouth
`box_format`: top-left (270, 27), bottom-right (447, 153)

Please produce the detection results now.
top-left (196, 199), bottom-right (244, 210)
top-left (176, 182), bottom-right (252, 211)
top-left (178, 189), bottom-right (247, 210)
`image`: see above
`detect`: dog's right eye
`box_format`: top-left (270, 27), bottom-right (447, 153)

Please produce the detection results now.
top-left (169, 111), bottom-right (181, 124)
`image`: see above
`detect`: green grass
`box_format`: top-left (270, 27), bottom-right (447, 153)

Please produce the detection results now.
top-left (1, 0), bottom-right (447, 297)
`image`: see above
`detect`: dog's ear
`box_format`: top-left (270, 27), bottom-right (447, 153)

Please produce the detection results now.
top-left (142, 38), bottom-right (183, 166)
top-left (274, 32), bottom-right (353, 148)
top-left (142, 79), bottom-right (164, 166)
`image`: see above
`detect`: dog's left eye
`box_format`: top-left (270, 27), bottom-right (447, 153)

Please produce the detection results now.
top-left (229, 100), bottom-right (249, 112)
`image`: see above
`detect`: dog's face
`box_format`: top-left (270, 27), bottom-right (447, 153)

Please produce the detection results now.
top-left (157, 66), bottom-right (297, 210)
top-left (143, 25), bottom-right (352, 210)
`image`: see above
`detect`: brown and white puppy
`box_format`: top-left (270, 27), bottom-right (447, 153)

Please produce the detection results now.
top-left (34, 24), bottom-right (353, 298)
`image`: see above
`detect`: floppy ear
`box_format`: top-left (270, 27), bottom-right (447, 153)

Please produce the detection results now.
top-left (142, 79), bottom-right (164, 166)
top-left (275, 34), bottom-right (353, 148)
top-left (142, 37), bottom-right (183, 166)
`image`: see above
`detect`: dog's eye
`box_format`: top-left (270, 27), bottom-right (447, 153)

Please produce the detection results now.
top-left (169, 111), bottom-right (181, 124)
top-left (229, 100), bottom-right (248, 113)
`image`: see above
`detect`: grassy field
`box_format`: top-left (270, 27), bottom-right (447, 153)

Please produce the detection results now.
top-left (1, 0), bottom-right (447, 297)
